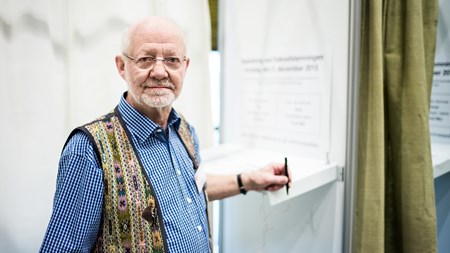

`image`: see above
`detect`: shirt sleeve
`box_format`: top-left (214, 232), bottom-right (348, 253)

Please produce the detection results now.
top-left (40, 131), bottom-right (104, 253)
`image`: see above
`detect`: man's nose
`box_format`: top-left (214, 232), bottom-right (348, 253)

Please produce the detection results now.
top-left (149, 60), bottom-right (168, 79)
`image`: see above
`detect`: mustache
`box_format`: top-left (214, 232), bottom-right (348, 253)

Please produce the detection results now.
top-left (142, 80), bottom-right (175, 89)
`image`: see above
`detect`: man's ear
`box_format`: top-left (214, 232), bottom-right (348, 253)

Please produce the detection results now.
top-left (115, 55), bottom-right (126, 80)
top-left (184, 57), bottom-right (190, 70)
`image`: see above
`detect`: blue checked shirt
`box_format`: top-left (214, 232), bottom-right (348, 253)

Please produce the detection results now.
top-left (40, 94), bottom-right (211, 253)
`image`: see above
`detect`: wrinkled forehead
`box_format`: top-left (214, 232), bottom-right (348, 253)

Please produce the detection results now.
top-left (128, 18), bottom-right (186, 55)
top-left (135, 43), bottom-right (181, 56)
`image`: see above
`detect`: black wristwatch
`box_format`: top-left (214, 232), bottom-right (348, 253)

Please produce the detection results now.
top-left (237, 173), bottom-right (247, 195)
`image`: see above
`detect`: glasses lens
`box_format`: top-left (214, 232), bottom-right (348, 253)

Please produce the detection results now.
top-left (134, 56), bottom-right (183, 70)
top-left (135, 57), bottom-right (156, 69)
top-left (163, 57), bottom-right (182, 69)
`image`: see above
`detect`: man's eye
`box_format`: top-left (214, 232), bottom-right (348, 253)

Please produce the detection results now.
top-left (165, 57), bottom-right (180, 63)
top-left (138, 57), bottom-right (155, 63)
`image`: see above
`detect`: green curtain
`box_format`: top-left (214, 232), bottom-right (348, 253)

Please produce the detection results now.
top-left (209, 0), bottom-right (218, 50)
top-left (354, 0), bottom-right (439, 252)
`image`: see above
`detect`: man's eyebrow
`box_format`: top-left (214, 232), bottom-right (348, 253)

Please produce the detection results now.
top-left (137, 50), bottom-right (178, 56)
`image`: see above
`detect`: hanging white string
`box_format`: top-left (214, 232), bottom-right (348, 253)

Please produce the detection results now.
top-left (258, 193), bottom-right (291, 253)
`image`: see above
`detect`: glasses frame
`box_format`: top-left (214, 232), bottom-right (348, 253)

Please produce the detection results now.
top-left (122, 53), bottom-right (187, 70)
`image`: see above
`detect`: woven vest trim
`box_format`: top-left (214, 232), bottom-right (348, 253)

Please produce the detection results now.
top-left (65, 107), bottom-right (199, 253)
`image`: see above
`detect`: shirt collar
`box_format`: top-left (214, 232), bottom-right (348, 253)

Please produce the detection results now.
top-left (117, 92), bottom-right (181, 143)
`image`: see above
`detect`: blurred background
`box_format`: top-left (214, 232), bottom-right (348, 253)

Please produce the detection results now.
top-left (0, 0), bottom-right (217, 251)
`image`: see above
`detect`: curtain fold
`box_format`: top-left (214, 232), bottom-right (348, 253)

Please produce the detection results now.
top-left (0, 1), bottom-right (213, 251)
top-left (354, 0), bottom-right (439, 252)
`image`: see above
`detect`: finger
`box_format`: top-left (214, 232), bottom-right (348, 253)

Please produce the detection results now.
top-left (272, 163), bottom-right (286, 175)
top-left (277, 174), bottom-right (289, 185)
top-left (266, 185), bottom-right (282, 191)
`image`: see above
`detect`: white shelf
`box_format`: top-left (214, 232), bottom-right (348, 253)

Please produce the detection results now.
top-left (200, 144), bottom-right (340, 205)
top-left (432, 142), bottom-right (450, 178)
top-left (267, 162), bottom-right (339, 205)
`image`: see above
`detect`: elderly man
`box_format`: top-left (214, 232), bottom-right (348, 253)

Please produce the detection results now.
top-left (40, 16), bottom-right (290, 253)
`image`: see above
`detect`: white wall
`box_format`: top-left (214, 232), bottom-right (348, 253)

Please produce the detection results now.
top-left (219, 0), bottom-right (350, 252)
top-left (0, 1), bottom-right (213, 251)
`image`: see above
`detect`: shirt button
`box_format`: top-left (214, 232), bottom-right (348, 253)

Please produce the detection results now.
top-left (156, 128), bottom-right (163, 133)
top-left (197, 226), bottom-right (203, 232)
top-left (186, 197), bottom-right (192, 204)
top-left (176, 169), bottom-right (181, 175)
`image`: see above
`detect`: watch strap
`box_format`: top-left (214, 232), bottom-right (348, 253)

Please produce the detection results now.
top-left (237, 173), bottom-right (247, 195)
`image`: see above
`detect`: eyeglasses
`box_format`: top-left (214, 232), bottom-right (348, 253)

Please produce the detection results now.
top-left (122, 53), bottom-right (186, 70)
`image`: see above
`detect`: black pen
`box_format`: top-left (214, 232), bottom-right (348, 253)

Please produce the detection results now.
top-left (285, 157), bottom-right (289, 195)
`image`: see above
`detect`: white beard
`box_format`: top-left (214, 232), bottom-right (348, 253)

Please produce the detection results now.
top-left (140, 88), bottom-right (176, 108)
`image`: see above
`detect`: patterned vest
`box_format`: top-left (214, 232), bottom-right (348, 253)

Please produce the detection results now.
top-left (68, 107), bottom-right (200, 253)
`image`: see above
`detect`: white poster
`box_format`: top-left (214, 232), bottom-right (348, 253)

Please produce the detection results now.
top-left (430, 62), bottom-right (450, 142)
top-left (430, 0), bottom-right (450, 144)
top-left (238, 48), bottom-right (332, 159)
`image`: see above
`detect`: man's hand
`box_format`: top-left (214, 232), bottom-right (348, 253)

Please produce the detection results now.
top-left (206, 163), bottom-right (292, 201)
top-left (241, 163), bottom-right (291, 192)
